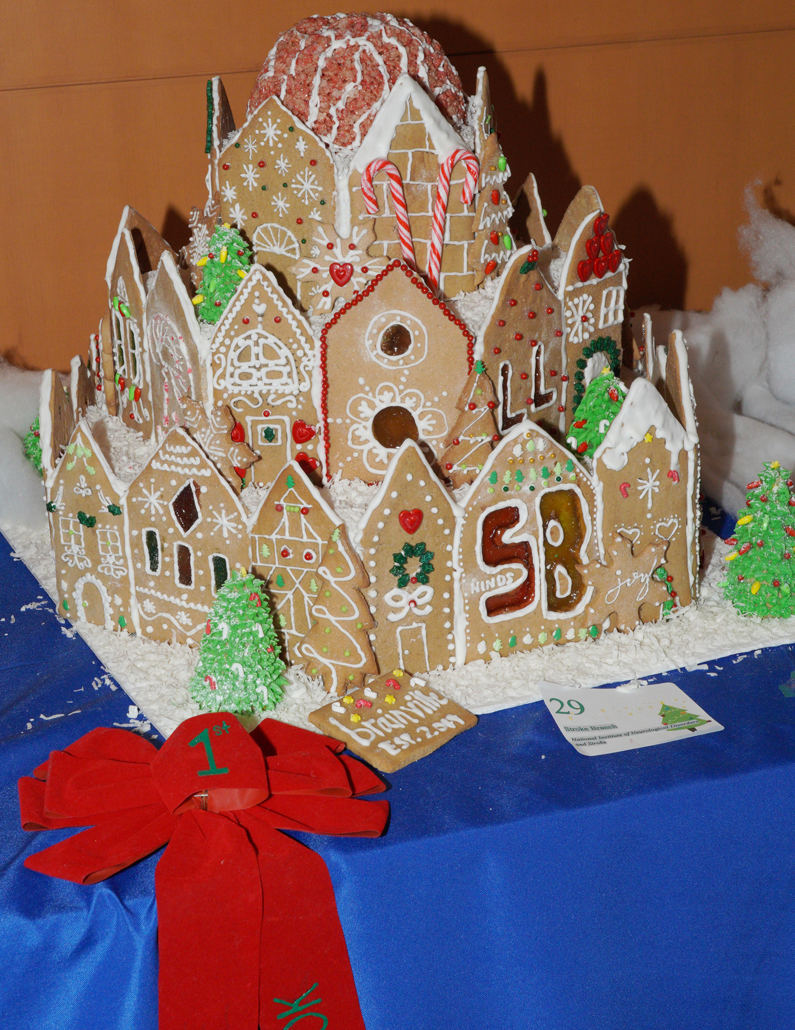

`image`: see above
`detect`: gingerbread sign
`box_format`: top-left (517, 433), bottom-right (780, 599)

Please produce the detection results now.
top-left (309, 669), bottom-right (477, 772)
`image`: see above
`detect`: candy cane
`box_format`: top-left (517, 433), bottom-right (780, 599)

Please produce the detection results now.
top-left (427, 148), bottom-right (480, 291)
top-left (361, 159), bottom-right (417, 270)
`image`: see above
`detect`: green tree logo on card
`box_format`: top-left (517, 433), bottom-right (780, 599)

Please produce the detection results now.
top-left (658, 703), bottom-right (709, 732)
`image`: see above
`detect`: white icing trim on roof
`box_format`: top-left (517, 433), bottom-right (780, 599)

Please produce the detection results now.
top-left (352, 74), bottom-right (465, 175)
top-left (593, 376), bottom-right (697, 474)
top-left (104, 206), bottom-right (132, 290)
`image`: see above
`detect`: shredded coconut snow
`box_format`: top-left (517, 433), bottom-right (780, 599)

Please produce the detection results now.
top-left (7, 514), bottom-right (795, 738)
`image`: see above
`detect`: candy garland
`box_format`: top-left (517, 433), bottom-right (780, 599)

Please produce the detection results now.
top-left (360, 159), bottom-right (417, 270)
top-left (427, 148), bottom-right (479, 291)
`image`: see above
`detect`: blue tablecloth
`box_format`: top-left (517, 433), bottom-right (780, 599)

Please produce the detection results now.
top-left (1, 528), bottom-right (794, 1030)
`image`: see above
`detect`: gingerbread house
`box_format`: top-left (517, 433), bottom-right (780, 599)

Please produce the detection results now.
top-left (39, 13), bottom-right (700, 688)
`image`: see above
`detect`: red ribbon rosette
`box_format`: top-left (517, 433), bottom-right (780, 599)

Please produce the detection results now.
top-left (19, 713), bottom-right (389, 1030)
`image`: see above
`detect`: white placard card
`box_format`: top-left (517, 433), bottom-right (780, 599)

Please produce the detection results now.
top-left (539, 681), bottom-right (723, 756)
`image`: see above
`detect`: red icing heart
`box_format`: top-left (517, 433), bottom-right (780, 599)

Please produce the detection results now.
top-left (230, 421), bottom-right (245, 442)
top-left (593, 213), bottom-right (610, 236)
top-left (594, 255), bottom-right (609, 279)
top-left (295, 451), bottom-right (320, 472)
top-left (577, 259), bottom-right (594, 283)
top-left (329, 262), bottom-right (354, 287)
top-left (399, 509), bottom-right (423, 534)
top-left (600, 231), bottom-right (614, 256)
top-left (608, 250), bottom-right (622, 273)
top-left (292, 419), bottom-right (316, 444)
top-left (585, 237), bottom-right (600, 260)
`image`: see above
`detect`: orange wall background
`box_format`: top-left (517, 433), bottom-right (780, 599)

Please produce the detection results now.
top-left (3, 1), bottom-right (794, 372)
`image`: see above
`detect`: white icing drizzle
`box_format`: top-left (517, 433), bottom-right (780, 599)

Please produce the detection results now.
top-left (353, 75), bottom-right (465, 175)
top-left (594, 377), bottom-right (697, 474)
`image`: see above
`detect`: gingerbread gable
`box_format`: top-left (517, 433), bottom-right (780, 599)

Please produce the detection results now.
top-left (104, 207), bottom-right (177, 437)
top-left (69, 355), bottom-right (95, 423)
top-left (210, 94), bottom-right (336, 303)
top-left (144, 251), bottom-right (208, 436)
top-left (40, 369), bottom-right (74, 483)
top-left (480, 244), bottom-right (563, 436)
top-left (592, 371), bottom-right (699, 605)
top-left (208, 263), bottom-right (319, 485)
top-left (249, 461), bottom-right (341, 662)
top-left (320, 260), bottom-right (474, 481)
top-left (349, 75), bottom-right (475, 297)
top-left (48, 421), bottom-right (135, 634)
top-left (456, 421), bottom-right (598, 663)
top-left (128, 427), bottom-right (249, 644)
top-left (356, 440), bottom-right (462, 674)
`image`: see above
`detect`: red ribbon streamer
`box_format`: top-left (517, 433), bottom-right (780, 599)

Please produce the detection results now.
top-left (19, 713), bottom-right (389, 1030)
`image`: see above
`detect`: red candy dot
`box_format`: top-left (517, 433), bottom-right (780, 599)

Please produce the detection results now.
top-left (222, 163), bottom-right (230, 170)
top-left (242, 317), bottom-right (250, 324)
top-left (493, 347), bottom-right (501, 354)
top-left (274, 316), bottom-right (281, 323)
top-left (509, 299), bottom-right (517, 307)
top-left (520, 372), bottom-right (529, 380)
top-left (258, 160), bottom-right (265, 168)
top-left (514, 333), bottom-right (523, 341)
top-left (251, 212), bottom-right (259, 218)
top-left (310, 159), bottom-right (317, 166)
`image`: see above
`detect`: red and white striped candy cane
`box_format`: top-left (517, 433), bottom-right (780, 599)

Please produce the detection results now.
top-left (361, 159), bottom-right (417, 270)
top-left (427, 148), bottom-right (480, 291)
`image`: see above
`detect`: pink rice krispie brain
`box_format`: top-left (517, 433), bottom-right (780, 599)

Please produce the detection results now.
top-left (247, 12), bottom-right (467, 149)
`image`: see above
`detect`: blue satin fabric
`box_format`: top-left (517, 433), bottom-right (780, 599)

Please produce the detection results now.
top-left (1, 530), bottom-right (794, 1029)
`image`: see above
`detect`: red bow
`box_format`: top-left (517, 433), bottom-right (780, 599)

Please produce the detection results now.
top-left (19, 713), bottom-right (389, 1030)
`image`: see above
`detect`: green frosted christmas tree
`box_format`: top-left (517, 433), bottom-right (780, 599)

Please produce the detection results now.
top-left (23, 417), bottom-right (42, 476)
top-left (566, 367), bottom-right (627, 458)
top-left (189, 572), bottom-right (286, 714)
top-left (659, 703), bottom-right (709, 732)
top-left (723, 460), bottom-right (795, 618)
top-left (192, 222), bottom-right (252, 324)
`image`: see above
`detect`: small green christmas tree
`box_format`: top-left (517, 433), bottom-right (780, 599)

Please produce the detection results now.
top-left (659, 703), bottom-right (709, 732)
top-left (23, 417), bottom-right (43, 476)
top-left (723, 460), bottom-right (795, 618)
top-left (189, 572), bottom-right (286, 713)
top-left (566, 368), bottom-right (626, 458)
top-left (192, 222), bottom-right (252, 324)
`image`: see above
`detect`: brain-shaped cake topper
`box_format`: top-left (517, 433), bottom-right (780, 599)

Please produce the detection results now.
top-left (248, 13), bottom-right (468, 150)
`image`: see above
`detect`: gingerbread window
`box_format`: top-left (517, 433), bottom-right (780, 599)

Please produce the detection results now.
top-left (174, 542), bottom-right (193, 587)
top-left (477, 503), bottom-right (539, 622)
top-left (210, 554), bottom-right (229, 593)
top-left (599, 287), bottom-right (624, 329)
top-left (537, 487), bottom-right (589, 614)
top-left (171, 482), bottom-right (201, 535)
top-left (226, 331), bottom-right (297, 392)
top-left (144, 528), bottom-right (160, 574)
top-left (365, 311), bottom-right (428, 369)
top-left (371, 405), bottom-right (419, 450)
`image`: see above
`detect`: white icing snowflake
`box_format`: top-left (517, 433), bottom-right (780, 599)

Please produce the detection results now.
top-left (209, 507), bottom-right (241, 539)
top-left (291, 167), bottom-right (321, 204)
top-left (134, 484), bottom-right (165, 516)
top-left (141, 598), bottom-right (156, 614)
top-left (308, 207), bottom-right (322, 221)
top-left (220, 182), bottom-right (237, 203)
top-left (565, 294), bottom-right (596, 345)
top-left (243, 136), bottom-right (259, 156)
top-left (175, 610), bottom-right (192, 626)
top-left (637, 469), bottom-right (661, 509)
top-left (271, 192), bottom-right (290, 217)
top-left (295, 137), bottom-right (308, 157)
top-left (258, 117), bottom-right (282, 145)
top-left (241, 164), bottom-right (260, 190)
top-left (346, 383), bottom-right (448, 475)
top-left (290, 222), bottom-right (384, 312)
top-left (275, 155), bottom-right (290, 176)
top-left (228, 203), bottom-right (248, 227)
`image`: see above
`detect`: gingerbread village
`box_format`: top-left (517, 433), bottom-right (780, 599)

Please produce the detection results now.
top-left (38, 13), bottom-right (700, 695)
